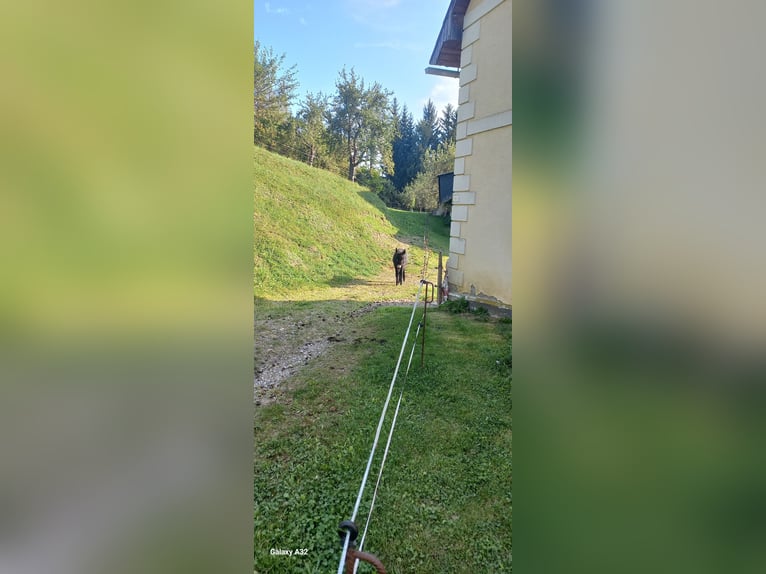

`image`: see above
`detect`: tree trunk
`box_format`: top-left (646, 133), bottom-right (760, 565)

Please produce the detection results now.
top-left (348, 142), bottom-right (356, 181)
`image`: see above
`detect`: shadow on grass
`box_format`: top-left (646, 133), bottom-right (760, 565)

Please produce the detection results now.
top-left (327, 275), bottom-right (395, 287)
top-left (357, 190), bottom-right (451, 253)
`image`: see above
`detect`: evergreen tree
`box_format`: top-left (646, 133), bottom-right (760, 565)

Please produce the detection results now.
top-left (390, 97), bottom-right (401, 137)
top-left (438, 102), bottom-right (458, 145)
top-left (382, 97), bottom-right (400, 177)
top-left (391, 105), bottom-right (420, 192)
top-left (416, 99), bottom-right (440, 153)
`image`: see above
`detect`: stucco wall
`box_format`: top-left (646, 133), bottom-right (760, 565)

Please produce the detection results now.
top-left (449, 0), bottom-right (512, 309)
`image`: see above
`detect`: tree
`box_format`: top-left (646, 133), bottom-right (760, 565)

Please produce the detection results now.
top-left (253, 41), bottom-right (299, 150)
top-left (329, 68), bottom-right (393, 181)
top-left (356, 166), bottom-right (400, 208)
top-left (438, 103), bottom-right (458, 145)
top-left (391, 104), bottom-right (420, 192)
top-left (390, 97), bottom-right (400, 135)
top-left (416, 99), bottom-right (440, 153)
top-left (386, 96), bottom-right (401, 177)
top-left (402, 143), bottom-right (455, 212)
top-left (296, 92), bottom-right (329, 167)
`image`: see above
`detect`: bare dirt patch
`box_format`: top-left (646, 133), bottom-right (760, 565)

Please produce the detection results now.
top-left (254, 300), bottom-right (412, 406)
top-left (254, 253), bottom-right (444, 406)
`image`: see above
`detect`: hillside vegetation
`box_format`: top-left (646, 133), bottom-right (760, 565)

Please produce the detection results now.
top-left (254, 146), bottom-right (448, 297)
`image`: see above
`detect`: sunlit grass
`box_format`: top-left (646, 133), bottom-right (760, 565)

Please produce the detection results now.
top-left (252, 147), bottom-right (508, 573)
top-left (254, 146), bottom-right (449, 300)
top-left (254, 308), bottom-right (512, 573)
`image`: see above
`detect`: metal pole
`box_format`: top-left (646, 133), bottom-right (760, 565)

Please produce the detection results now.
top-left (421, 289), bottom-right (427, 368)
top-left (420, 281), bottom-right (434, 368)
top-left (437, 251), bottom-right (443, 305)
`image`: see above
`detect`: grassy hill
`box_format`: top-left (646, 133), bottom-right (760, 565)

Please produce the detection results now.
top-left (254, 147), bottom-right (449, 297)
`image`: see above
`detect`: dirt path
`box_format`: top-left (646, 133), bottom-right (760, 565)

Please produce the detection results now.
top-left (253, 300), bottom-right (412, 405)
top-left (254, 262), bottom-right (431, 406)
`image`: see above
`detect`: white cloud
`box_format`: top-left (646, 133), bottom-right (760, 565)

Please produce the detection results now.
top-left (423, 75), bottom-right (459, 113)
top-left (299, 17), bottom-right (308, 26)
top-left (264, 2), bottom-right (289, 15)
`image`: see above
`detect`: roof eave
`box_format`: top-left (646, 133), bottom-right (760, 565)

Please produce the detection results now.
top-left (428, 0), bottom-right (471, 68)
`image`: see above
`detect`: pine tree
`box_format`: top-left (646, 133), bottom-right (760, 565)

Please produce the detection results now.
top-left (391, 105), bottom-right (420, 192)
top-left (438, 103), bottom-right (458, 145)
top-left (416, 99), bottom-right (440, 153)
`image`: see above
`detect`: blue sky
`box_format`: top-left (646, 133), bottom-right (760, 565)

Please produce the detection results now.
top-left (254, 0), bottom-right (459, 118)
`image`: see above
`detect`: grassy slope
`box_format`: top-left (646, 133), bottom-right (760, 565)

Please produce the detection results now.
top-left (254, 147), bottom-right (449, 298)
top-left (253, 148), bottom-right (512, 572)
top-left (254, 309), bottom-right (512, 573)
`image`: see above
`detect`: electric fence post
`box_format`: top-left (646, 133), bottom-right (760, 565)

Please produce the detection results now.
top-left (437, 251), bottom-right (443, 305)
top-left (420, 279), bottom-right (435, 368)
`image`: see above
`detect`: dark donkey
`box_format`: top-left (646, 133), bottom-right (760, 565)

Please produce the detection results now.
top-left (393, 248), bottom-right (408, 285)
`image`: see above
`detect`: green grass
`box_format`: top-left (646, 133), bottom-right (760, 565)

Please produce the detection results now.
top-left (254, 147), bottom-right (449, 298)
top-left (359, 195), bottom-right (450, 255)
top-left (253, 146), bottom-right (509, 572)
top-left (254, 309), bottom-right (512, 573)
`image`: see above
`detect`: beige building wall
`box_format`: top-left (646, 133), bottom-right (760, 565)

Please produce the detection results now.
top-left (448, 0), bottom-right (512, 310)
